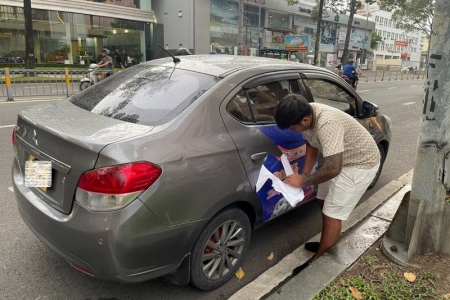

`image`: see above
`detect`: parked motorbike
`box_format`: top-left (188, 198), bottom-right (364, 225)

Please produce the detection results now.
top-left (341, 70), bottom-right (359, 90)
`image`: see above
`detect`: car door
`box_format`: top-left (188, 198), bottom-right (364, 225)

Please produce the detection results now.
top-left (220, 73), bottom-right (315, 222)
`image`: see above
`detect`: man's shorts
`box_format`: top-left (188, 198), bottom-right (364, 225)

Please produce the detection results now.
top-left (316, 163), bottom-right (380, 221)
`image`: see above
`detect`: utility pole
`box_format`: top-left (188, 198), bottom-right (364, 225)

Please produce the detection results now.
top-left (341, 0), bottom-right (357, 64)
top-left (237, 0), bottom-right (244, 55)
top-left (24, 0), bottom-right (35, 69)
top-left (313, 0), bottom-right (324, 66)
top-left (382, 0), bottom-right (450, 263)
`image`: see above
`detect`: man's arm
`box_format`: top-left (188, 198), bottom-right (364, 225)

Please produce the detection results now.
top-left (302, 142), bottom-right (319, 175)
top-left (284, 152), bottom-right (343, 188)
top-left (301, 152), bottom-right (342, 186)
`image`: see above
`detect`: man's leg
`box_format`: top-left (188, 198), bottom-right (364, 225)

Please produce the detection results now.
top-left (313, 214), bottom-right (341, 260)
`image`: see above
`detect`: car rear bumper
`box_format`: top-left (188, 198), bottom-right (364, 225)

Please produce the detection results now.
top-left (12, 160), bottom-right (206, 283)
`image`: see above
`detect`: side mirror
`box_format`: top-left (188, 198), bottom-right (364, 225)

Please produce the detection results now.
top-left (362, 101), bottom-right (379, 117)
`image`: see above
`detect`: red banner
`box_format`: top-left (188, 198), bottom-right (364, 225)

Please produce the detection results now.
top-left (394, 40), bottom-right (409, 47)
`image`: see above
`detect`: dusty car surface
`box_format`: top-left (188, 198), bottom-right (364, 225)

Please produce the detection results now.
top-left (12, 55), bottom-right (391, 290)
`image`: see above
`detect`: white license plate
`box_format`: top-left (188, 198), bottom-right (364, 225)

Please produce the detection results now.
top-left (25, 161), bottom-right (52, 188)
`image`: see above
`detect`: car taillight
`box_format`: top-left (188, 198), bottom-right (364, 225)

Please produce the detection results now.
top-left (75, 162), bottom-right (161, 211)
top-left (12, 126), bottom-right (17, 145)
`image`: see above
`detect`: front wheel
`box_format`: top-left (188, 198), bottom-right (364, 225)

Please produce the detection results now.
top-left (368, 144), bottom-right (386, 189)
top-left (79, 81), bottom-right (92, 91)
top-left (190, 208), bottom-right (251, 290)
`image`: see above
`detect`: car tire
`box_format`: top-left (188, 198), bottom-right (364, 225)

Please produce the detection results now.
top-left (368, 144), bottom-right (386, 189)
top-left (190, 208), bottom-right (251, 291)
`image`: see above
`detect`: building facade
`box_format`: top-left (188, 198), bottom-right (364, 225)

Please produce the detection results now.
top-left (355, 1), bottom-right (427, 70)
top-left (152, 0), bottom-right (375, 67)
top-left (0, 0), bottom-right (155, 65)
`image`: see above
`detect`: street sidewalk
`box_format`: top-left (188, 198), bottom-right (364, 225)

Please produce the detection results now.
top-left (229, 170), bottom-right (414, 300)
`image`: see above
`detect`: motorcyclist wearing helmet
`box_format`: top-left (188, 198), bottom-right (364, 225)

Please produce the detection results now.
top-left (342, 59), bottom-right (357, 88)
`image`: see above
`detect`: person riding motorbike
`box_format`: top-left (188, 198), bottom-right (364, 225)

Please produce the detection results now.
top-left (342, 59), bottom-right (358, 89)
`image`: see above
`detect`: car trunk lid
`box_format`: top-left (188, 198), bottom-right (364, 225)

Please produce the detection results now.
top-left (14, 100), bottom-right (153, 214)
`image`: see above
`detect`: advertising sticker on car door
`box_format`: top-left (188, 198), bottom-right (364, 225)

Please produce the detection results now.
top-left (256, 126), bottom-right (314, 221)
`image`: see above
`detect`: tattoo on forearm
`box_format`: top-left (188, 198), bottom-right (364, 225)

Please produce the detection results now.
top-left (302, 152), bottom-right (343, 186)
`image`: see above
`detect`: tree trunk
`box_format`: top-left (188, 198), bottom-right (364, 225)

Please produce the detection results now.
top-left (238, 0), bottom-right (244, 55)
top-left (341, 0), bottom-right (357, 64)
top-left (313, 0), bottom-right (325, 66)
top-left (24, 0), bottom-right (35, 69)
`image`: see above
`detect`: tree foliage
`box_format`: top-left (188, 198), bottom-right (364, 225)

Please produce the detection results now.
top-left (378, 0), bottom-right (434, 37)
top-left (371, 31), bottom-right (383, 49)
top-left (286, 0), bottom-right (300, 6)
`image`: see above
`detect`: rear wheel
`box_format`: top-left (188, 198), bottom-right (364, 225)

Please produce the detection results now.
top-left (79, 81), bottom-right (91, 91)
top-left (190, 208), bottom-right (251, 290)
top-left (368, 144), bottom-right (386, 189)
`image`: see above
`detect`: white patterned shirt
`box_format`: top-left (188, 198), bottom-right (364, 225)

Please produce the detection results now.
top-left (301, 103), bottom-right (380, 169)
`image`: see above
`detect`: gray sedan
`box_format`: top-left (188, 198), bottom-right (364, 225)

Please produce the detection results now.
top-left (12, 55), bottom-right (391, 290)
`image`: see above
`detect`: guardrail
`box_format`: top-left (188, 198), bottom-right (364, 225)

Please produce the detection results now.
top-left (0, 67), bottom-right (117, 101)
top-left (360, 70), bottom-right (426, 82)
top-left (1, 67), bottom-right (426, 101)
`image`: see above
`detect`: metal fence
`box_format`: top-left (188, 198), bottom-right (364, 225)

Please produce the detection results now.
top-left (361, 69), bottom-right (426, 82)
top-left (0, 67), bottom-right (118, 101)
top-left (1, 67), bottom-right (426, 101)
top-left (0, 68), bottom-right (86, 100)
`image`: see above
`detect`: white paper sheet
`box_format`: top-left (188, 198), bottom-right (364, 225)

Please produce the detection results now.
top-left (281, 154), bottom-right (294, 176)
top-left (256, 163), bottom-right (305, 208)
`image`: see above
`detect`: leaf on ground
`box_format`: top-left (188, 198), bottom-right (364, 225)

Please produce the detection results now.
top-left (404, 272), bottom-right (416, 282)
top-left (444, 293), bottom-right (450, 299)
top-left (267, 252), bottom-right (274, 260)
top-left (340, 278), bottom-right (346, 285)
top-left (349, 286), bottom-right (362, 299)
top-left (235, 267), bottom-right (245, 280)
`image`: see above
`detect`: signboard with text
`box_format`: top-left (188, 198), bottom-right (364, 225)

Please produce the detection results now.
top-left (285, 35), bottom-right (310, 50)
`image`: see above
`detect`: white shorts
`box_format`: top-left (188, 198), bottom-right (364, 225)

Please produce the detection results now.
top-left (317, 163), bottom-right (380, 221)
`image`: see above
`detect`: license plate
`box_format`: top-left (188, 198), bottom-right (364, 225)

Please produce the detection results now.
top-left (25, 160), bottom-right (52, 188)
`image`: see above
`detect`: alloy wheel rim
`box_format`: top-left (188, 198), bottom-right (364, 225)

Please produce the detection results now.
top-left (202, 220), bottom-right (245, 280)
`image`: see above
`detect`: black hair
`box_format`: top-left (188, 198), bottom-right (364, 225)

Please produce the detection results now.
top-left (275, 94), bottom-right (312, 129)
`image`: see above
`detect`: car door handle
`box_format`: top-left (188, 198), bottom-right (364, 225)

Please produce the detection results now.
top-left (251, 152), bottom-right (268, 161)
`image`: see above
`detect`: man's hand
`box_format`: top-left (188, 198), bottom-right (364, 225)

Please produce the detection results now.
top-left (284, 173), bottom-right (307, 188)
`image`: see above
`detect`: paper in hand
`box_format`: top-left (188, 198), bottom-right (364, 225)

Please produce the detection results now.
top-left (256, 154), bottom-right (304, 207)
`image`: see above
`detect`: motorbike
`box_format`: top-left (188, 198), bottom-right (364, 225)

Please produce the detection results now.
top-left (341, 70), bottom-right (359, 90)
top-left (80, 64), bottom-right (112, 91)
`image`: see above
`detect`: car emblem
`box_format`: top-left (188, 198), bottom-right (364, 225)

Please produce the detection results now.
top-left (32, 129), bottom-right (38, 146)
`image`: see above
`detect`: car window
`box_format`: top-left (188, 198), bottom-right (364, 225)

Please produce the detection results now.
top-left (70, 66), bottom-right (218, 126)
top-left (226, 90), bottom-right (253, 123)
top-left (305, 78), bottom-right (356, 115)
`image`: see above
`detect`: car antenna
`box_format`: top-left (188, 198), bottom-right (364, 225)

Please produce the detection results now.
top-left (157, 44), bottom-right (180, 63)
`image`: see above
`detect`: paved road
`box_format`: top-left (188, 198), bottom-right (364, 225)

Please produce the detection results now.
top-left (0, 79), bottom-right (423, 299)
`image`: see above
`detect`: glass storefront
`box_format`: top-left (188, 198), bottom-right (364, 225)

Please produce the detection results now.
top-left (0, 5), bottom-right (145, 65)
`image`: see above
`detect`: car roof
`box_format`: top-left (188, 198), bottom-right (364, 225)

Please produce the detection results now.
top-left (143, 55), bottom-right (325, 78)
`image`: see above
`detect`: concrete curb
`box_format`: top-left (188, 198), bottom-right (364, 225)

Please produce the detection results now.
top-left (229, 169), bottom-right (413, 300)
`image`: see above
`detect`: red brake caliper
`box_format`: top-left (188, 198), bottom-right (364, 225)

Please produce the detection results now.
top-left (205, 228), bottom-right (222, 254)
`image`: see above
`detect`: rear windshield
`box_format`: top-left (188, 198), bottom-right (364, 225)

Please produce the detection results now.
top-left (70, 65), bottom-right (218, 126)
